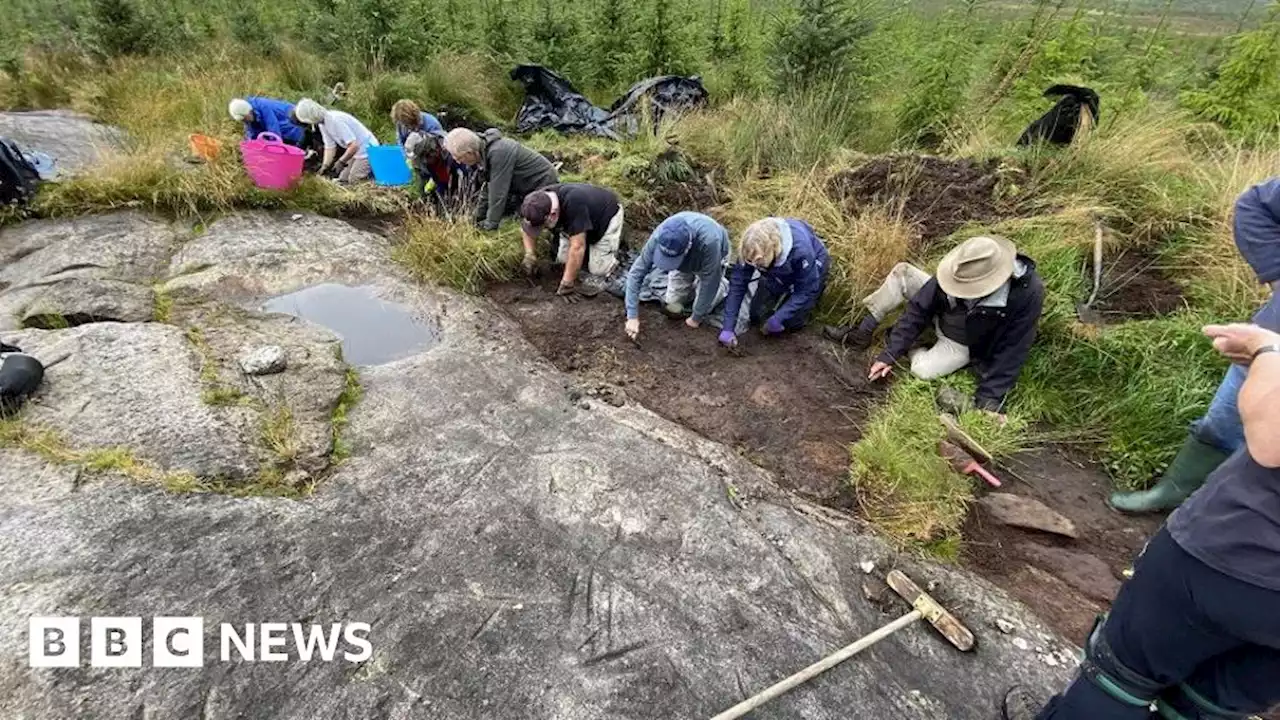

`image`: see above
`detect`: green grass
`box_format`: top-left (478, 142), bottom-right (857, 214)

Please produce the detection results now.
top-left (330, 367), bottom-right (363, 463)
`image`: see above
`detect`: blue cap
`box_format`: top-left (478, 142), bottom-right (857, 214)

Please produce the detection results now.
top-left (653, 221), bottom-right (692, 272)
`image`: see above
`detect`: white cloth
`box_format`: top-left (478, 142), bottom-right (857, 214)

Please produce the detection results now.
top-left (665, 268), bottom-right (728, 311)
top-left (557, 207), bottom-right (624, 278)
top-left (319, 110), bottom-right (378, 158)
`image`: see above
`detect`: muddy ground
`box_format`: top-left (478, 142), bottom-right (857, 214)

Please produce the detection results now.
top-left (486, 277), bottom-right (1160, 644)
top-left (1087, 250), bottom-right (1187, 323)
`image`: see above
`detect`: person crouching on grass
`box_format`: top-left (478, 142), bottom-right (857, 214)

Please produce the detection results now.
top-left (519, 183), bottom-right (625, 301)
top-left (717, 217), bottom-right (830, 349)
top-left (293, 98), bottom-right (379, 184)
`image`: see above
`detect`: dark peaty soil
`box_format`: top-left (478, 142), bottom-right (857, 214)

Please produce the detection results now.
top-left (1085, 251), bottom-right (1187, 323)
top-left (962, 447), bottom-right (1162, 642)
top-left (488, 277), bottom-right (883, 502)
top-left (627, 150), bottom-right (724, 234)
top-left (828, 155), bottom-right (1008, 247)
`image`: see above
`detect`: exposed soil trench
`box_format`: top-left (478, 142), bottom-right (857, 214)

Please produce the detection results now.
top-left (488, 278), bottom-right (1158, 643)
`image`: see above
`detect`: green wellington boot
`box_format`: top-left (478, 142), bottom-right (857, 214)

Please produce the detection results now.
top-left (1109, 434), bottom-right (1231, 515)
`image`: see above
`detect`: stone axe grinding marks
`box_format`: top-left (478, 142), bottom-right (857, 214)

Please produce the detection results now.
top-left (708, 570), bottom-right (975, 720)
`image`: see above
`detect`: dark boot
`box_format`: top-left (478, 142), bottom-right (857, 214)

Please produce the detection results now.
top-left (1002, 686), bottom-right (1044, 720)
top-left (822, 324), bottom-right (875, 351)
top-left (1109, 434), bottom-right (1231, 515)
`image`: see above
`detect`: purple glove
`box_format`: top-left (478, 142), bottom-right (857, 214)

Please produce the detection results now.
top-left (718, 330), bottom-right (737, 347)
top-left (763, 317), bottom-right (785, 335)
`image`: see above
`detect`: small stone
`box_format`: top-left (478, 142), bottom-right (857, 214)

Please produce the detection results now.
top-left (238, 345), bottom-right (288, 375)
top-left (283, 469), bottom-right (312, 488)
top-left (1012, 637), bottom-right (1030, 651)
top-left (512, 603), bottom-right (524, 610)
top-left (1042, 654), bottom-right (1060, 667)
top-left (994, 618), bottom-right (1017, 635)
top-left (291, 214), bottom-right (304, 221)
top-left (578, 401), bottom-right (591, 410)
top-left (858, 560), bottom-right (876, 574)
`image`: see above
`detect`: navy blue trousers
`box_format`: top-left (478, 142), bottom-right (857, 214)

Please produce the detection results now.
top-left (1038, 528), bottom-right (1280, 718)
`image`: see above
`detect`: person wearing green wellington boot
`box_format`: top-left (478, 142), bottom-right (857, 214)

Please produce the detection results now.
top-left (1111, 177), bottom-right (1280, 515)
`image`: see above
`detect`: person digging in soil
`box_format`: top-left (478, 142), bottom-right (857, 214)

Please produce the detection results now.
top-left (229, 97), bottom-right (307, 147)
top-left (623, 211), bottom-right (730, 340)
top-left (404, 131), bottom-right (468, 216)
top-left (718, 218), bottom-right (829, 349)
top-left (830, 235), bottom-right (1043, 420)
top-left (444, 128), bottom-right (558, 231)
top-left (519, 183), bottom-right (624, 301)
top-left (1003, 321), bottom-right (1280, 720)
top-left (293, 98), bottom-right (379, 184)
top-left (1111, 178), bottom-right (1280, 515)
top-left (390, 99), bottom-right (445, 146)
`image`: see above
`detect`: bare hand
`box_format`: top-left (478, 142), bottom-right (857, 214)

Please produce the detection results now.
top-left (982, 410), bottom-right (1008, 427)
top-left (868, 361), bottom-right (893, 381)
top-left (625, 319), bottom-right (640, 339)
top-left (1204, 323), bottom-right (1280, 365)
top-left (685, 317), bottom-right (701, 329)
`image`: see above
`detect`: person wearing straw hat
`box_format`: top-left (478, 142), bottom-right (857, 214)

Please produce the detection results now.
top-left (229, 97), bottom-right (307, 148)
top-left (293, 98), bottom-right (379, 184)
top-left (860, 236), bottom-right (1044, 418)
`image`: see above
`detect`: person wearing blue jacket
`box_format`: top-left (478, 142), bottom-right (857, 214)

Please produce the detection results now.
top-left (623, 212), bottom-right (731, 341)
top-left (1111, 177), bottom-right (1280, 514)
top-left (718, 217), bottom-right (829, 348)
top-left (228, 97), bottom-right (306, 147)
top-left (392, 99), bottom-right (445, 146)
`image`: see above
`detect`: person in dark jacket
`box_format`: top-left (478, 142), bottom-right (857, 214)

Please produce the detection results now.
top-left (1111, 177), bottom-right (1280, 514)
top-left (404, 131), bottom-right (469, 215)
top-left (1003, 321), bottom-right (1280, 720)
top-left (857, 236), bottom-right (1044, 416)
top-left (718, 218), bottom-right (829, 348)
top-left (443, 128), bottom-right (559, 231)
top-left (229, 97), bottom-right (307, 147)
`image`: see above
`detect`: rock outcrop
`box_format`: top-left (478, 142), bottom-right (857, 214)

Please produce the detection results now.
top-left (0, 110), bottom-right (124, 177)
top-left (0, 210), bottom-right (1076, 719)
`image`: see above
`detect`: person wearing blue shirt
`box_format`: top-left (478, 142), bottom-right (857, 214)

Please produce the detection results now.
top-left (623, 212), bottom-right (731, 341)
top-left (718, 217), bottom-right (830, 348)
top-left (392, 99), bottom-right (445, 146)
top-left (228, 97), bottom-right (306, 147)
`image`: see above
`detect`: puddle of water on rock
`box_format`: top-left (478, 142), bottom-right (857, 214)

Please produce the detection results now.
top-left (262, 284), bottom-right (438, 365)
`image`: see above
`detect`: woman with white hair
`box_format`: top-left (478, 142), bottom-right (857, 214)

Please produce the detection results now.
top-left (293, 98), bottom-right (379, 184)
top-left (718, 218), bottom-right (830, 349)
top-left (228, 97), bottom-right (306, 147)
top-left (443, 127), bottom-right (558, 230)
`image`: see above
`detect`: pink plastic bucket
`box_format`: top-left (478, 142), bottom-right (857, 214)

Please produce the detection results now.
top-left (241, 132), bottom-right (305, 191)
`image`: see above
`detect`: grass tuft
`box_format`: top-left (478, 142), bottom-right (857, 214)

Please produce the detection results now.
top-left (330, 367), bottom-right (362, 463)
top-left (394, 215), bottom-right (525, 294)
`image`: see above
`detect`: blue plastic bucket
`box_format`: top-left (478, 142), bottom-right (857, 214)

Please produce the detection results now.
top-left (366, 144), bottom-right (411, 186)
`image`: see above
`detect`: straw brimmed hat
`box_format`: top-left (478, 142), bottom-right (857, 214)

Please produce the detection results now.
top-left (936, 236), bottom-right (1017, 299)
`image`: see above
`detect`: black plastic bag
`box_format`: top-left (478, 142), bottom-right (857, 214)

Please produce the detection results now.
top-left (0, 347), bottom-right (44, 416)
top-left (1017, 85), bottom-right (1100, 147)
top-left (511, 66), bottom-right (709, 139)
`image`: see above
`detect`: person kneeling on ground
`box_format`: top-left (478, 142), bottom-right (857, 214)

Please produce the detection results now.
top-left (1111, 177), bottom-right (1280, 515)
top-left (623, 211), bottom-right (730, 340)
top-left (229, 97), bottom-right (307, 147)
top-left (829, 236), bottom-right (1043, 418)
top-left (519, 183), bottom-right (624, 301)
top-left (391, 99), bottom-right (445, 146)
top-left (443, 128), bottom-right (558, 231)
top-left (404, 131), bottom-right (466, 214)
top-left (293, 98), bottom-right (379, 184)
top-left (1002, 322), bottom-right (1280, 720)
top-left (718, 217), bottom-right (829, 348)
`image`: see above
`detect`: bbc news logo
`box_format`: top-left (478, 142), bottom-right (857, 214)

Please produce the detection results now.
top-left (29, 617), bottom-right (372, 668)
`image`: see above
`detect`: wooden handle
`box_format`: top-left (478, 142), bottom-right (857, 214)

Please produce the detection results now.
top-left (708, 610), bottom-right (923, 720)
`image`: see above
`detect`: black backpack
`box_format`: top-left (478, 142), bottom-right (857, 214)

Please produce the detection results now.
top-left (0, 138), bottom-right (41, 207)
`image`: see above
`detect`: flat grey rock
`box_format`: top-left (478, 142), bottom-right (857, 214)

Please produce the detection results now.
top-left (978, 493), bottom-right (1079, 539)
top-left (0, 110), bottom-right (124, 177)
top-left (1021, 544), bottom-right (1121, 603)
top-left (238, 345), bottom-right (288, 375)
top-left (0, 211), bottom-right (1076, 719)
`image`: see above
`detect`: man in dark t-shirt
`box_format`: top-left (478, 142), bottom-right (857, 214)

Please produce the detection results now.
top-left (1002, 322), bottom-right (1280, 720)
top-left (519, 183), bottom-right (624, 299)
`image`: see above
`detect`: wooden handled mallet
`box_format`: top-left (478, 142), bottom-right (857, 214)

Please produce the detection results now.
top-left (709, 570), bottom-right (975, 720)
